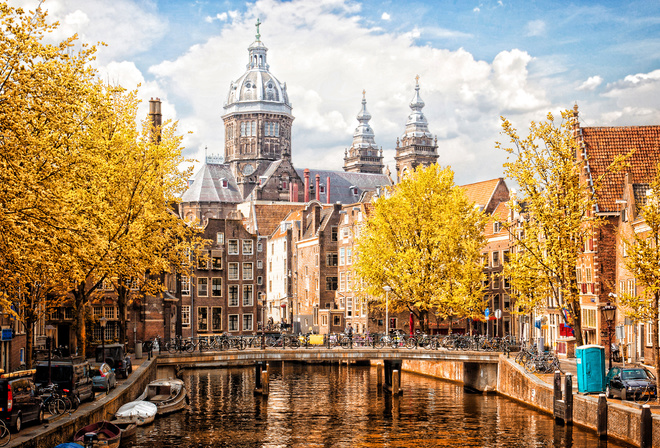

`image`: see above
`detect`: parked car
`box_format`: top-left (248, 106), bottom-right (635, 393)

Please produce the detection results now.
top-left (0, 370), bottom-right (44, 432)
top-left (34, 358), bottom-right (95, 403)
top-left (90, 363), bottom-right (117, 393)
top-left (95, 344), bottom-right (132, 379)
top-left (606, 367), bottom-right (657, 401)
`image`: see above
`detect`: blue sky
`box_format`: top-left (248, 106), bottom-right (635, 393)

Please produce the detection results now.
top-left (24, 0), bottom-right (660, 185)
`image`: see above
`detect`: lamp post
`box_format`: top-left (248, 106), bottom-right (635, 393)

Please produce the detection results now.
top-left (602, 303), bottom-right (617, 370)
top-left (261, 294), bottom-right (266, 350)
top-left (100, 317), bottom-right (107, 364)
top-left (45, 324), bottom-right (55, 385)
top-left (383, 286), bottom-right (391, 336)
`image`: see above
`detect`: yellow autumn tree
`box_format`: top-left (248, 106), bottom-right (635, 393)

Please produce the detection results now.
top-left (497, 110), bottom-right (625, 347)
top-left (354, 165), bottom-right (487, 333)
top-left (617, 162), bottom-right (660, 377)
top-left (0, 2), bottom-right (103, 366)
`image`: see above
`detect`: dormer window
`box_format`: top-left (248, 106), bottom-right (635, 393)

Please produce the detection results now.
top-left (350, 186), bottom-right (358, 195)
top-left (319, 185), bottom-right (325, 194)
top-left (221, 178), bottom-right (228, 188)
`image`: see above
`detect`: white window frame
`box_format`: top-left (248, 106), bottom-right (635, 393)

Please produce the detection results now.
top-left (181, 276), bottom-right (191, 296)
top-left (228, 314), bottom-right (239, 332)
top-left (182, 305), bottom-right (191, 327)
top-left (243, 285), bottom-right (253, 307)
top-left (243, 262), bottom-right (253, 280)
top-left (228, 239), bottom-right (239, 255)
top-left (197, 277), bottom-right (208, 297)
top-left (242, 314), bottom-right (253, 332)
top-left (242, 240), bottom-right (254, 255)
top-left (228, 262), bottom-right (239, 281)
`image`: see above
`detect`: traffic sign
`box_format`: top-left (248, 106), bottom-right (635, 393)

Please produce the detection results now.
top-left (495, 309), bottom-right (502, 319)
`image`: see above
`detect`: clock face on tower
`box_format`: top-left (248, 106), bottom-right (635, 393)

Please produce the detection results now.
top-left (242, 164), bottom-right (255, 176)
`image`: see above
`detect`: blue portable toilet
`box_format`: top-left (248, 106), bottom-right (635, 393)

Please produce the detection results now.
top-left (575, 344), bottom-right (606, 394)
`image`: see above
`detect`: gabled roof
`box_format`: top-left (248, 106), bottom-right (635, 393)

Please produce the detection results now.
top-left (485, 202), bottom-right (510, 237)
top-left (181, 163), bottom-right (244, 203)
top-left (297, 169), bottom-right (391, 205)
top-left (460, 178), bottom-right (506, 212)
top-left (581, 126), bottom-right (660, 212)
top-left (248, 202), bottom-right (304, 237)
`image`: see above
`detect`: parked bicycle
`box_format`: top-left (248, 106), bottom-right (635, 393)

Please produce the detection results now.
top-left (0, 420), bottom-right (10, 447)
top-left (166, 335), bottom-right (195, 353)
top-left (40, 384), bottom-right (68, 415)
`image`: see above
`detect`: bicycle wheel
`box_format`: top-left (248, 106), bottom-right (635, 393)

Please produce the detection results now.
top-left (185, 341), bottom-right (195, 353)
top-left (238, 338), bottom-right (247, 350)
top-left (405, 338), bottom-right (417, 349)
top-left (167, 341), bottom-right (178, 354)
top-left (48, 398), bottom-right (67, 415)
top-left (0, 420), bottom-right (10, 447)
top-left (288, 337), bottom-right (300, 349)
top-left (60, 395), bottom-right (74, 412)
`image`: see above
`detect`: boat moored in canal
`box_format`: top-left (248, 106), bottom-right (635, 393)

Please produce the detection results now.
top-left (113, 400), bottom-right (157, 425)
top-left (72, 420), bottom-right (121, 448)
top-left (136, 378), bottom-right (188, 415)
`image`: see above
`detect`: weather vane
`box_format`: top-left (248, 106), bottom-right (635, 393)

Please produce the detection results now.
top-left (415, 74), bottom-right (420, 84)
top-left (255, 18), bottom-right (261, 41)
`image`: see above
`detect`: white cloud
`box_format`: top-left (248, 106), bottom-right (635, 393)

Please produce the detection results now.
top-left (473, 7), bottom-right (480, 13)
top-left (526, 20), bottom-right (546, 37)
top-left (577, 76), bottom-right (603, 91)
top-left (206, 12), bottom-right (229, 23)
top-left (381, 12), bottom-right (391, 21)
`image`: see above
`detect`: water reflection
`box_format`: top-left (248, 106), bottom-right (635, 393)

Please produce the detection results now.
top-left (123, 363), bottom-right (633, 448)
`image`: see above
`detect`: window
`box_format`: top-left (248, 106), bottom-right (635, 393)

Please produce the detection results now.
top-left (327, 253), bottom-right (338, 266)
top-left (339, 272), bottom-right (346, 292)
top-left (503, 250), bottom-right (510, 264)
top-left (197, 278), bottom-right (208, 297)
top-left (586, 267), bottom-right (592, 283)
top-left (346, 272), bottom-right (352, 290)
top-left (257, 276), bottom-right (263, 285)
top-left (322, 315), bottom-right (328, 326)
top-left (104, 306), bottom-right (115, 319)
top-left (228, 286), bottom-right (239, 307)
top-left (628, 279), bottom-right (636, 297)
top-left (582, 308), bottom-right (597, 328)
top-left (216, 232), bottom-right (224, 245)
top-left (243, 314), bottom-right (253, 331)
top-left (346, 248), bottom-right (352, 265)
top-left (493, 222), bottom-right (501, 233)
top-left (576, 267), bottom-right (583, 283)
top-left (198, 307), bottom-right (208, 331)
top-left (326, 276), bottom-right (338, 291)
top-left (243, 262), bottom-right (253, 280)
top-left (315, 254), bottom-right (319, 267)
top-left (212, 307), bottom-right (222, 331)
top-left (504, 276), bottom-right (511, 289)
top-left (493, 274), bottom-right (500, 289)
top-left (228, 315), bottom-right (239, 332)
top-left (258, 240), bottom-right (263, 252)
top-left (257, 260), bottom-right (263, 269)
top-left (243, 285), bottom-right (253, 307)
top-left (228, 262), bottom-right (239, 280)
top-left (333, 315), bottom-right (342, 326)
top-left (212, 278), bottom-right (222, 297)
top-left (228, 240), bottom-right (239, 255)
top-left (331, 227), bottom-right (338, 242)
top-left (242, 240), bottom-right (254, 255)
top-left (182, 306), bottom-right (190, 327)
top-left (482, 253), bottom-right (488, 267)
top-left (492, 251), bottom-right (499, 267)
top-left (339, 248), bottom-right (345, 266)
top-left (93, 306), bottom-right (102, 316)
top-left (503, 295), bottom-right (510, 310)
top-left (212, 251), bottom-right (222, 269)
top-left (483, 273), bottom-right (490, 288)
top-left (181, 276), bottom-right (191, 295)
top-left (102, 278), bottom-right (114, 291)
top-left (342, 227), bottom-right (351, 239)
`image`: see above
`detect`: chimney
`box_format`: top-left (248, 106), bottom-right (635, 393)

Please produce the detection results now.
top-left (315, 174), bottom-right (321, 201)
top-left (304, 169), bottom-right (310, 202)
top-left (293, 182), bottom-right (299, 202)
top-left (289, 181), bottom-right (294, 202)
top-left (326, 176), bottom-right (331, 204)
top-left (313, 203), bottom-right (321, 233)
top-left (148, 97), bottom-right (162, 144)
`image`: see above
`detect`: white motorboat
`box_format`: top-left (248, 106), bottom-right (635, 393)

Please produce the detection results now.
top-left (137, 378), bottom-right (188, 415)
top-left (114, 400), bottom-right (158, 425)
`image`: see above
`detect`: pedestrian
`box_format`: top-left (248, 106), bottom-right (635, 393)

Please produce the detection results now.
top-left (346, 324), bottom-right (353, 339)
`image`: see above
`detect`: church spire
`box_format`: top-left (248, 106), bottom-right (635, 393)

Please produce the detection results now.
top-left (395, 76), bottom-right (438, 181)
top-left (343, 90), bottom-right (384, 174)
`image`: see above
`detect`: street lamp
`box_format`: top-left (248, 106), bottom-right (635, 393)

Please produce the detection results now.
top-left (45, 324), bottom-right (55, 385)
top-left (602, 303), bottom-right (617, 370)
top-left (100, 317), bottom-right (107, 365)
top-left (383, 286), bottom-right (391, 336)
top-left (261, 294), bottom-right (266, 350)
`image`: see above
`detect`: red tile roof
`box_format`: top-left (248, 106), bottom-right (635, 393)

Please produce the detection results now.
top-left (581, 126), bottom-right (660, 212)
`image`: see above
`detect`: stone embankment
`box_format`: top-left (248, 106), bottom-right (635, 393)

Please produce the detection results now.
top-left (9, 357), bottom-right (156, 448)
top-left (401, 355), bottom-right (660, 448)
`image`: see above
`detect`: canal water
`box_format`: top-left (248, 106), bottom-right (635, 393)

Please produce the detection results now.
top-left (123, 363), bottom-right (633, 447)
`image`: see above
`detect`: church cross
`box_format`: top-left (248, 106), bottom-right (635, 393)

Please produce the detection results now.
top-left (415, 74), bottom-right (420, 85)
top-left (255, 18), bottom-right (261, 41)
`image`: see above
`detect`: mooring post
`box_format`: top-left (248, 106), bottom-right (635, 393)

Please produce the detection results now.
top-left (254, 361), bottom-right (264, 394)
top-left (261, 369), bottom-right (269, 396)
top-left (377, 365), bottom-right (383, 388)
top-left (640, 404), bottom-right (652, 448)
top-left (565, 373), bottom-right (573, 425)
top-left (553, 371), bottom-right (561, 416)
top-left (597, 394), bottom-right (607, 439)
top-left (392, 370), bottom-right (400, 395)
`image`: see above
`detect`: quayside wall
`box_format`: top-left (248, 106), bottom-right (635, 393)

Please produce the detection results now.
top-left (401, 355), bottom-right (660, 448)
top-left (15, 358), bottom-right (156, 448)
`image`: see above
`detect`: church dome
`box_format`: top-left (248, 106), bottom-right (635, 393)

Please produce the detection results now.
top-left (223, 27), bottom-right (292, 117)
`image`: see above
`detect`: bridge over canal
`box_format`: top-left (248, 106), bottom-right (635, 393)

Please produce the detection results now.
top-left (155, 348), bottom-right (502, 392)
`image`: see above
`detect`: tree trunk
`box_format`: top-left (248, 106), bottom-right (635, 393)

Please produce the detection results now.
top-left (24, 320), bottom-right (34, 368)
top-left (653, 292), bottom-right (660, 381)
top-left (73, 282), bottom-right (87, 358)
top-left (117, 281), bottom-right (128, 347)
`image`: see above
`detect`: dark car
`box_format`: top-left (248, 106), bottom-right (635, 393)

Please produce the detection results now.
top-left (34, 358), bottom-right (95, 404)
top-left (90, 363), bottom-right (117, 392)
top-left (95, 344), bottom-right (132, 379)
top-left (606, 367), bottom-right (657, 401)
top-left (0, 370), bottom-right (43, 432)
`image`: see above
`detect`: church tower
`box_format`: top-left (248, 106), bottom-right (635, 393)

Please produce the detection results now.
top-left (343, 91), bottom-right (384, 174)
top-left (222, 20), bottom-right (294, 197)
top-left (395, 76), bottom-right (438, 180)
